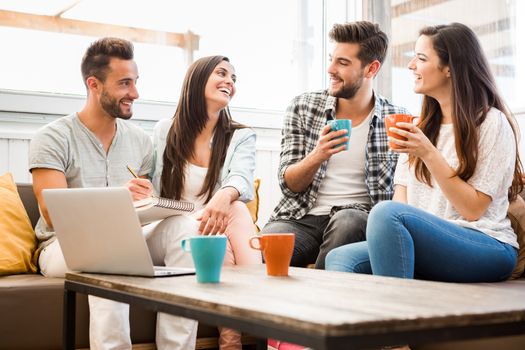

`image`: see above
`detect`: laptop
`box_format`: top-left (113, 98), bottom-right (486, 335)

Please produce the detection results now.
top-left (43, 187), bottom-right (196, 277)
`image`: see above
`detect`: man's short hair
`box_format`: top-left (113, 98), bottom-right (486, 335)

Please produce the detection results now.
top-left (329, 21), bottom-right (388, 65)
top-left (81, 37), bottom-right (134, 86)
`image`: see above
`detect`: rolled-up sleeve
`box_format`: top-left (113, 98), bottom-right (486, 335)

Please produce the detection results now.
top-left (394, 153), bottom-right (409, 187)
top-left (277, 97), bottom-right (304, 198)
top-left (221, 129), bottom-right (256, 202)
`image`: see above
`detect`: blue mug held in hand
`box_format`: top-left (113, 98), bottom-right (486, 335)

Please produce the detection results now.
top-left (327, 119), bottom-right (352, 150)
top-left (181, 235), bottom-right (227, 283)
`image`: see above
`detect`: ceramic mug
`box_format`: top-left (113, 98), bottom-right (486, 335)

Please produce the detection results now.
top-left (385, 114), bottom-right (415, 149)
top-left (249, 233), bottom-right (295, 276)
top-left (181, 235), bottom-right (227, 283)
top-left (327, 119), bottom-right (352, 150)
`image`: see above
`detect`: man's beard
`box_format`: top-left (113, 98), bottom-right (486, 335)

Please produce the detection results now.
top-left (329, 74), bottom-right (364, 99)
top-left (100, 90), bottom-right (132, 120)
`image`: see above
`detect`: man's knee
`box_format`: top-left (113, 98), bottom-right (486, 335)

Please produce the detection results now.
top-left (39, 239), bottom-right (69, 278)
top-left (262, 220), bottom-right (319, 267)
top-left (261, 220), bottom-right (296, 234)
top-left (327, 209), bottom-right (368, 241)
top-left (330, 209), bottom-right (368, 226)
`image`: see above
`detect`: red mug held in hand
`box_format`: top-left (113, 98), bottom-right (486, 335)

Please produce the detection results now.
top-left (385, 114), bottom-right (416, 150)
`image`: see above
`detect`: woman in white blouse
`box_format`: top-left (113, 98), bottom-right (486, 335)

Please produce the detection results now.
top-left (326, 23), bottom-right (523, 284)
top-left (150, 55), bottom-right (261, 350)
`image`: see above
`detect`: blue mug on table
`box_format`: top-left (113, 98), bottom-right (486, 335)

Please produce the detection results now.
top-left (181, 235), bottom-right (227, 283)
top-left (327, 119), bottom-right (352, 150)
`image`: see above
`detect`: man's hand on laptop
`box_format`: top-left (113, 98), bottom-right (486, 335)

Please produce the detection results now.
top-left (126, 178), bottom-right (153, 201)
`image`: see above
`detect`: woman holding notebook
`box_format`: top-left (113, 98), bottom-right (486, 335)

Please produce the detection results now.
top-left (149, 55), bottom-right (261, 350)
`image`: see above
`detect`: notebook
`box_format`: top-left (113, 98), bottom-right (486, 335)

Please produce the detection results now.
top-left (43, 187), bottom-right (196, 277)
top-left (134, 196), bottom-right (194, 225)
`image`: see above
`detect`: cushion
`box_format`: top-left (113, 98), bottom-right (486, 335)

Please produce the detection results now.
top-left (246, 178), bottom-right (261, 232)
top-left (508, 195), bottom-right (525, 279)
top-left (0, 172), bottom-right (38, 275)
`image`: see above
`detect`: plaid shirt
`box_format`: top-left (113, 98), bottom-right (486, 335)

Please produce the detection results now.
top-left (269, 90), bottom-right (409, 221)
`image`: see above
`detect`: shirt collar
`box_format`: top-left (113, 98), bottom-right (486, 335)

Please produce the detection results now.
top-left (324, 90), bottom-right (384, 120)
top-left (323, 93), bottom-right (338, 121)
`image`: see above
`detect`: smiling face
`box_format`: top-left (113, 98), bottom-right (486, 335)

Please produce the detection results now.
top-left (97, 58), bottom-right (139, 120)
top-left (204, 60), bottom-right (236, 112)
top-left (408, 35), bottom-right (451, 100)
top-left (327, 42), bottom-right (367, 99)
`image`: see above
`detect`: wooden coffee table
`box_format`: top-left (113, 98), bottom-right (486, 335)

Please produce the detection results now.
top-left (63, 265), bottom-right (525, 349)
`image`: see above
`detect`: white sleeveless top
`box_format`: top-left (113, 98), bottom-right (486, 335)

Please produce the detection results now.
top-left (182, 163), bottom-right (210, 212)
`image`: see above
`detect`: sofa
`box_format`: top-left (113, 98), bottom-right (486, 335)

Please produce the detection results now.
top-left (0, 183), bottom-right (221, 350)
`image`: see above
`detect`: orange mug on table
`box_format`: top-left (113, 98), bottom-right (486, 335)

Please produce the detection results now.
top-left (385, 114), bottom-right (415, 149)
top-left (249, 233), bottom-right (295, 276)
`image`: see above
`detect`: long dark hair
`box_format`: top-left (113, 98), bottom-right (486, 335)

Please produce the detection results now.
top-left (160, 56), bottom-right (245, 202)
top-left (412, 23), bottom-right (523, 200)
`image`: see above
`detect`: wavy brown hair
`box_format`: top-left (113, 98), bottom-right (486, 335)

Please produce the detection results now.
top-left (160, 56), bottom-right (245, 202)
top-left (329, 21), bottom-right (388, 65)
top-left (412, 23), bottom-right (523, 200)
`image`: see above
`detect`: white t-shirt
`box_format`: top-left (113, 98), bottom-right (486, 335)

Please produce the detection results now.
top-left (394, 108), bottom-right (518, 248)
top-left (309, 110), bottom-right (373, 216)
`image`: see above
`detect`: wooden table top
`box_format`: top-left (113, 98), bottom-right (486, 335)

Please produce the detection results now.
top-left (66, 266), bottom-right (525, 338)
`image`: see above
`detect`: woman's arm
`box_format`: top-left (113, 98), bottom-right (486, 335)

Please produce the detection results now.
top-left (198, 128), bottom-right (257, 234)
top-left (391, 122), bottom-right (491, 221)
top-left (392, 185), bottom-right (407, 203)
top-left (220, 129), bottom-right (257, 202)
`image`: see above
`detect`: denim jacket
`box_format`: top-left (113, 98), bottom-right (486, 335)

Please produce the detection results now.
top-left (150, 118), bottom-right (256, 202)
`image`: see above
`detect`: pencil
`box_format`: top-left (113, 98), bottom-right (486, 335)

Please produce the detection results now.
top-left (126, 165), bottom-right (139, 179)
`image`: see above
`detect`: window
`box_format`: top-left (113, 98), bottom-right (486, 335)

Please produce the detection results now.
top-left (0, 0), bottom-right (361, 116)
top-left (368, 0), bottom-right (518, 115)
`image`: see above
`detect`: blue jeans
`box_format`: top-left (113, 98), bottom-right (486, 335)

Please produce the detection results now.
top-left (325, 201), bottom-right (517, 282)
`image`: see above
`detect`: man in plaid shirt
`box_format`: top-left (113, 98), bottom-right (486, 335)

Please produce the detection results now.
top-left (262, 21), bottom-right (409, 269)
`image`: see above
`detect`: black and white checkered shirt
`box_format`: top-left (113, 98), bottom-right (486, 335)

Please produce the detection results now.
top-left (269, 90), bottom-right (409, 221)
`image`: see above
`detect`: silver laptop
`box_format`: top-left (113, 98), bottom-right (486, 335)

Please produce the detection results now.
top-left (43, 187), bottom-right (195, 277)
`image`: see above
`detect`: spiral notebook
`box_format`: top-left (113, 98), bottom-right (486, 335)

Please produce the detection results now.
top-left (134, 196), bottom-right (194, 225)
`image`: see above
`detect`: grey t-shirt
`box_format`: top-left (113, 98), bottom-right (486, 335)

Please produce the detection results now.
top-left (29, 113), bottom-right (153, 245)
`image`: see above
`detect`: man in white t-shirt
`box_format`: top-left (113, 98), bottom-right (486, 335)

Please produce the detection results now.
top-left (263, 21), bottom-right (408, 268)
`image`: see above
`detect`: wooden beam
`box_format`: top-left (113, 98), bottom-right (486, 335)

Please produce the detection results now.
top-left (392, 0), bottom-right (452, 18)
top-left (0, 9), bottom-right (199, 49)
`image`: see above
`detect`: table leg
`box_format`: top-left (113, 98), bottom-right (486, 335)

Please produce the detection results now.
top-left (63, 288), bottom-right (76, 350)
top-left (255, 337), bottom-right (267, 350)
